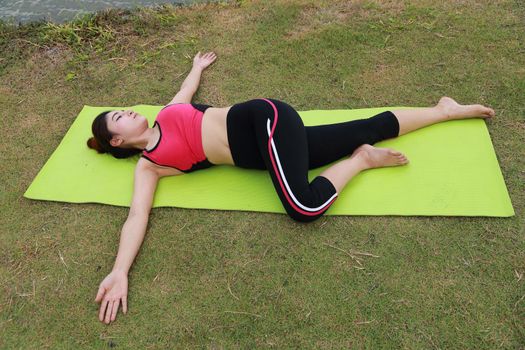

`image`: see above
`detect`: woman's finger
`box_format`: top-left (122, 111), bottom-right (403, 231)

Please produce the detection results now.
top-left (111, 299), bottom-right (120, 322)
top-left (122, 295), bottom-right (128, 314)
top-left (99, 299), bottom-right (108, 321)
top-left (105, 300), bottom-right (114, 324)
top-left (95, 285), bottom-right (105, 303)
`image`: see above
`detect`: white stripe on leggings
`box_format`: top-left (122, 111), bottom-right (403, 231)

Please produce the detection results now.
top-left (266, 118), bottom-right (338, 212)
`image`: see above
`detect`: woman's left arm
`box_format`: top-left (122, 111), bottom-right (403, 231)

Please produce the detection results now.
top-left (170, 51), bottom-right (217, 104)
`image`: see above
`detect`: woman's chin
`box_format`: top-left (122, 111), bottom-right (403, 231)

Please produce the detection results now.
top-left (138, 117), bottom-right (149, 128)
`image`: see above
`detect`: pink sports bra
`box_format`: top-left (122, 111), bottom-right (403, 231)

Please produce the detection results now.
top-left (141, 103), bottom-right (215, 173)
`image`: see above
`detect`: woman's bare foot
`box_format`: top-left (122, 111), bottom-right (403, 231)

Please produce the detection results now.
top-left (437, 96), bottom-right (495, 120)
top-left (351, 144), bottom-right (409, 169)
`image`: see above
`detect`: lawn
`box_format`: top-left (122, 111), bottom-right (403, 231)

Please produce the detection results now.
top-left (1, 0), bottom-right (523, 348)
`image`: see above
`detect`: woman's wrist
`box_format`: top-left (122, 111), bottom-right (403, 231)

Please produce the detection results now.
top-left (112, 266), bottom-right (129, 275)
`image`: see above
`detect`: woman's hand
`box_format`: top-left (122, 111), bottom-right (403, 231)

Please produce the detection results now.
top-left (95, 270), bottom-right (128, 324)
top-left (193, 51), bottom-right (217, 70)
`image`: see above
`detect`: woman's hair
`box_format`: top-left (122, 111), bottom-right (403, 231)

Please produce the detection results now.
top-left (87, 111), bottom-right (142, 159)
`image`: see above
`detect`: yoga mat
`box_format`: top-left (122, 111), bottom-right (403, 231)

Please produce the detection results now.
top-left (24, 104), bottom-right (514, 217)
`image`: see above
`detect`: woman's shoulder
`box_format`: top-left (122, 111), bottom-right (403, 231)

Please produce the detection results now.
top-left (136, 156), bottom-right (158, 171)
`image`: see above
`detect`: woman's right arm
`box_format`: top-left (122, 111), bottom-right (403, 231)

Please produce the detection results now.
top-left (95, 158), bottom-right (160, 324)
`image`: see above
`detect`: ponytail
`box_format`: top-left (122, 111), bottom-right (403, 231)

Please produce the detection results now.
top-left (86, 136), bottom-right (107, 154)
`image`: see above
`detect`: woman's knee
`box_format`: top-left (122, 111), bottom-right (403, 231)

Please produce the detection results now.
top-left (277, 176), bottom-right (337, 222)
top-left (368, 111), bottom-right (400, 140)
top-left (282, 191), bottom-right (337, 223)
top-left (286, 209), bottom-right (326, 223)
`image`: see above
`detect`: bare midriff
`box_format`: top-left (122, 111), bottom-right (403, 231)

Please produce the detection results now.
top-left (201, 106), bottom-right (235, 166)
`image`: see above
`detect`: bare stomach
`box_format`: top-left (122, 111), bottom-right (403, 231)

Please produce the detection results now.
top-left (201, 106), bottom-right (235, 166)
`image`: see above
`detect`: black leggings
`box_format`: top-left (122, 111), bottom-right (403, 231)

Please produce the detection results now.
top-left (226, 98), bottom-right (400, 222)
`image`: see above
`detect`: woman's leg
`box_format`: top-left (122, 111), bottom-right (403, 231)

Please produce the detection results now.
top-left (305, 110), bottom-right (401, 169)
top-left (318, 145), bottom-right (408, 194)
top-left (393, 96), bottom-right (495, 136)
top-left (305, 96), bottom-right (495, 169)
top-left (247, 98), bottom-right (338, 222)
top-left (240, 98), bottom-right (406, 223)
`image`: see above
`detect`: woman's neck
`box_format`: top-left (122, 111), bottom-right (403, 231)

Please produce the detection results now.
top-left (127, 124), bottom-right (159, 151)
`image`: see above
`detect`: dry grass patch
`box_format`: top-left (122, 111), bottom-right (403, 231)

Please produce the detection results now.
top-left (41, 44), bottom-right (73, 63)
top-left (354, 62), bottom-right (411, 104)
top-left (284, 2), bottom-right (366, 40)
top-left (206, 5), bottom-right (254, 47)
top-left (26, 46), bottom-right (73, 75)
top-left (18, 113), bottom-right (43, 131)
top-left (284, 0), bottom-right (409, 40)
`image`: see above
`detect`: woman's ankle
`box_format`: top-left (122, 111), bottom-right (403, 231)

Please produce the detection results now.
top-left (348, 151), bottom-right (371, 170)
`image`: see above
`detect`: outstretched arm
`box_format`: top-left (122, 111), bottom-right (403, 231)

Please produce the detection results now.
top-left (95, 159), bottom-right (159, 324)
top-left (169, 51), bottom-right (217, 104)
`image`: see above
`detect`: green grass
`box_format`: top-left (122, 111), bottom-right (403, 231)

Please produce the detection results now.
top-left (1, 0), bottom-right (524, 348)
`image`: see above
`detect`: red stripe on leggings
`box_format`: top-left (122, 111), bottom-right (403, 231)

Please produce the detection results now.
top-left (259, 98), bottom-right (337, 216)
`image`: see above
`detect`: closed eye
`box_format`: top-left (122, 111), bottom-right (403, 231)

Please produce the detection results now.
top-left (116, 110), bottom-right (124, 121)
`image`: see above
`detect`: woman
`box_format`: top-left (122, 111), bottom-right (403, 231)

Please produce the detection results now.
top-left (89, 51), bottom-right (495, 324)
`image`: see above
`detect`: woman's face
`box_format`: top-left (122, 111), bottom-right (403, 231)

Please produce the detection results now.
top-left (106, 109), bottom-right (149, 147)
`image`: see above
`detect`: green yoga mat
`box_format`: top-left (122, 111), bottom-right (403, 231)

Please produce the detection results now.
top-left (24, 104), bottom-right (514, 217)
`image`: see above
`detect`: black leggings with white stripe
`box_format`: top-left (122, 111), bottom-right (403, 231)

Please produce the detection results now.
top-left (226, 98), bottom-right (400, 222)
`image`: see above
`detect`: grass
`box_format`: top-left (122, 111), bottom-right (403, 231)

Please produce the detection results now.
top-left (1, 0), bottom-right (524, 348)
